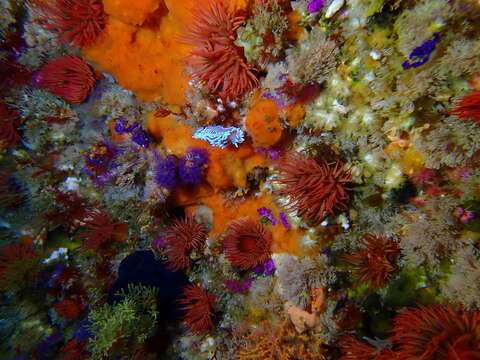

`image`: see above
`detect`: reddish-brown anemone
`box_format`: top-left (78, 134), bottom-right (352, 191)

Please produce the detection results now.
top-left (0, 103), bottom-right (21, 148)
top-left (450, 90), bottom-right (480, 126)
top-left (34, 54), bottom-right (96, 104)
top-left (390, 304), bottom-right (480, 360)
top-left (223, 218), bottom-right (272, 270)
top-left (342, 234), bottom-right (399, 289)
top-left (339, 335), bottom-right (399, 360)
top-left (183, 0), bottom-right (259, 100)
top-left (164, 216), bottom-right (207, 271)
top-left (31, 0), bottom-right (106, 48)
top-left (179, 284), bottom-right (216, 334)
top-left (276, 152), bottom-right (352, 225)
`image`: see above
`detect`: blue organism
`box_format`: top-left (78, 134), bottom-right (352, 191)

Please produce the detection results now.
top-left (402, 33), bottom-right (440, 70)
top-left (308, 0), bottom-right (326, 13)
top-left (192, 126), bottom-right (245, 148)
top-left (178, 148), bottom-right (209, 185)
top-left (114, 117), bottom-right (152, 148)
top-left (154, 155), bottom-right (179, 190)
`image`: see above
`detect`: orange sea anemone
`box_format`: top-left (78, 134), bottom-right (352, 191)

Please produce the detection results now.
top-left (390, 304), bottom-right (480, 360)
top-left (179, 283), bottom-right (216, 334)
top-left (34, 54), bottom-right (96, 104)
top-left (164, 216), bottom-right (207, 271)
top-left (276, 152), bottom-right (352, 225)
top-left (342, 234), bottom-right (399, 289)
top-left (183, 0), bottom-right (259, 100)
top-left (32, 0), bottom-right (106, 47)
top-left (223, 217), bottom-right (272, 270)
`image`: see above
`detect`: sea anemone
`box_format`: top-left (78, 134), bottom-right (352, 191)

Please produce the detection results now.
top-left (342, 235), bottom-right (400, 289)
top-left (223, 218), bottom-right (273, 270)
top-left (183, 0), bottom-right (259, 100)
top-left (0, 103), bottom-right (22, 148)
top-left (178, 284), bottom-right (216, 334)
top-left (54, 299), bottom-right (83, 319)
top-left (164, 216), bottom-right (207, 271)
top-left (339, 336), bottom-right (398, 360)
top-left (390, 304), bottom-right (480, 360)
top-left (75, 209), bottom-right (127, 253)
top-left (31, 0), bottom-right (106, 47)
top-left (34, 54), bottom-right (96, 104)
top-left (275, 152), bottom-right (352, 225)
top-left (0, 243), bottom-right (39, 290)
top-left (450, 90), bottom-right (480, 126)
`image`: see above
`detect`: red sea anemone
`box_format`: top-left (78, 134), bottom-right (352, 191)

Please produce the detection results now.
top-left (342, 234), bottom-right (399, 289)
top-left (0, 103), bottom-right (21, 148)
top-left (0, 243), bottom-right (39, 290)
top-left (164, 216), bottom-right (207, 271)
top-left (53, 299), bottom-right (83, 319)
top-left (223, 218), bottom-right (272, 270)
top-left (31, 0), bottom-right (106, 48)
top-left (183, 0), bottom-right (259, 100)
top-left (450, 90), bottom-right (480, 126)
top-left (276, 152), bottom-right (352, 225)
top-left (390, 304), bottom-right (480, 360)
top-left (339, 336), bottom-right (399, 360)
top-left (34, 54), bottom-right (96, 104)
top-left (179, 284), bottom-right (216, 334)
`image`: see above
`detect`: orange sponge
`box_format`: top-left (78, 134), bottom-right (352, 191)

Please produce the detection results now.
top-left (245, 97), bottom-right (284, 148)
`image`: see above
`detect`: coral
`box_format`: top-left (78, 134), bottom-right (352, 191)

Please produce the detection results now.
top-left (397, 195), bottom-right (461, 268)
top-left (342, 234), bottom-right (400, 289)
top-left (34, 54), bottom-right (96, 104)
top-left (45, 191), bottom-right (90, 230)
top-left (31, 0), bottom-right (106, 47)
top-left (237, 319), bottom-right (327, 360)
top-left (192, 125), bottom-right (245, 148)
top-left (178, 148), bottom-right (209, 185)
top-left (223, 218), bottom-right (273, 270)
top-left (75, 209), bottom-right (127, 253)
top-left (234, 0), bottom-right (289, 70)
top-left (450, 90), bottom-right (480, 126)
top-left (183, 0), bottom-right (259, 100)
top-left (178, 284), bottom-right (216, 334)
top-left (163, 216), bottom-right (207, 271)
top-left (88, 284), bottom-right (158, 359)
top-left (276, 254), bottom-right (336, 310)
top-left (287, 28), bottom-right (338, 85)
top-left (0, 102), bottom-right (22, 148)
top-left (390, 304), bottom-right (480, 360)
top-left (275, 152), bottom-right (352, 225)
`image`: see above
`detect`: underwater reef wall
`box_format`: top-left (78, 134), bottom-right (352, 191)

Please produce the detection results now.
top-left (1, 0), bottom-right (480, 359)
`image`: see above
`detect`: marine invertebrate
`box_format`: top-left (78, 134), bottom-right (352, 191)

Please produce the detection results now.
top-left (178, 284), bottom-right (216, 334)
top-left (0, 168), bottom-right (26, 209)
top-left (339, 336), bottom-right (397, 360)
top-left (287, 29), bottom-right (338, 85)
top-left (450, 90), bottom-right (480, 126)
top-left (34, 54), bottom-right (96, 104)
top-left (45, 191), bottom-right (90, 230)
top-left (183, 0), bottom-right (259, 100)
top-left (402, 33), bottom-right (440, 70)
top-left (192, 125), bottom-right (245, 148)
top-left (308, 0), bottom-right (326, 13)
top-left (0, 55), bottom-right (31, 93)
top-left (163, 216), bottom-right (207, 271)
top-left (0, 103), bottom-right (22, 148)
top-left (31, 0), bottom-right (106, 47)
top-left (84, 142), bottom-right (119, 177)
top-left (114, 118), bottom-right (152, 148)
top-left (390, 304), bottom-right (480, 360)
top-left (223, 218), bottom-right (273, 270)
top-left (276, 152), bottom-right (352, 224)
top-left (0, 243), bottom-right (40, 291)
top-left (75, 210), bottom-right (127, 253)
top-left (178, 148), bottom-right (209, 185)
top-left (54, 299), bottom-right (83, 319)
top-left (245, 97), bottom-right (283, 148)
top-left (257, 207), bottom-right (278, 225)
top-left (154, 155), bottom-right (179, 190)
top-left (342, 234), bottom-right (400, 289)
